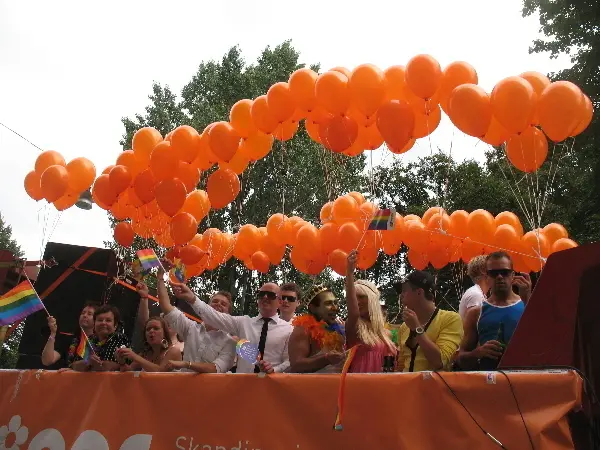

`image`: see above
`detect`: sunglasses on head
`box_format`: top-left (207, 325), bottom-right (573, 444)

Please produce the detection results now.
top-left (487, 269), bottom-right (514, 278)
top-left (257, 290), bottom-right (278, 300)
top-left (281, 295), bottom-right (297, 302)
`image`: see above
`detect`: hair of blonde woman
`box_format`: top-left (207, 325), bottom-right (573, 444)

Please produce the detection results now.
top-left (467, 255), bottom-right (488, 283)
top-left (354, 280), bottom-right (396, 354)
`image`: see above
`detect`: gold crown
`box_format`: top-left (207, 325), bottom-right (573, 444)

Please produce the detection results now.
top-left (305, 283), bottom-right (330, 306)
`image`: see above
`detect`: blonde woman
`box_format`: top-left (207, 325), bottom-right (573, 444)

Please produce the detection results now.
top-left (345, 250), bottom-right (396, 372)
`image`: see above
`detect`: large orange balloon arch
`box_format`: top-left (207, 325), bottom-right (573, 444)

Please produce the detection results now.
top-left (23, 55), bottom-right (588, 277)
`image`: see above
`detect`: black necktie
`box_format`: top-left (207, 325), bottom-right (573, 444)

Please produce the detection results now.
top-left (254, 317), bottom-right (271, 373)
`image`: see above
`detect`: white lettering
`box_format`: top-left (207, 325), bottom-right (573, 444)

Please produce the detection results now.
top-left (71, 430), bottom-right (109, 450)
top-left (176, 436), bottom-right (187, 450)
top-left (231, 441), bottom-right (241, 450)
top-left (189, 437), bottom-right (199, 450)
top-left (202, 446), bottom-right (211, 450)
top-left (119, 434), bottom-right (152, 450)
top-left (216, 447), bottom-right (226, 450)
top-left (27, 429), bottom-right (65, 450)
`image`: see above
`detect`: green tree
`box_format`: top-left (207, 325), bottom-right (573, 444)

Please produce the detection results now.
top-left (0, 213), bottom-right (23, 258)
top-left (112, 42), bottom-right (367, 315)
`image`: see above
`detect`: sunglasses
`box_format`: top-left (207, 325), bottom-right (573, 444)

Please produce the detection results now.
top-left (281, 295), bottom-right (297, 302)
top-left (257, 290), bottom-right (279, 300)
top-left (487, 269), bottom-right (514, 278)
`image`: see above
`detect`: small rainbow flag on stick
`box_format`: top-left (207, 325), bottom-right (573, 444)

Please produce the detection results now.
top-left (76, 329), bottom-right (94, 362)
top-left (169, 258), bottom-right (186, 283)
top-left (136, 249), bottom-right (163, 272)
top-left (0, 281), bottom-right (45, 326)
top-left (368, 208), bottom-right (396, 231)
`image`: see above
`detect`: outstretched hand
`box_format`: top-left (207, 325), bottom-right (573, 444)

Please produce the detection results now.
top-left (347, 249), bottom-right (358, 274)
top-left (513, 272), bottom-right (532, 301)
top-left (136, 282), bottom-right (149, 298)
top-left (171, 283), bottom-right (196, 304)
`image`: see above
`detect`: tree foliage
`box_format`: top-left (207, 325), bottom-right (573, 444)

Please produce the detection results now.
top-left (0, 213), bottom-right (23, 258)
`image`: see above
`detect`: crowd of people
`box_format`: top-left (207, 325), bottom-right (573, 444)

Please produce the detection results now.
top-left (41, 250), bottom-right (532, 374)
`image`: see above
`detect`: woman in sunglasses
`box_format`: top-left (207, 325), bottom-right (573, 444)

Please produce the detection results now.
top-left (458, 251), bottom-right (532, 371)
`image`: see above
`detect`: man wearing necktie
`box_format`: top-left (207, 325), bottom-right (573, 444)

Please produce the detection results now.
top-left (172, 282), bottom-right (293, 374)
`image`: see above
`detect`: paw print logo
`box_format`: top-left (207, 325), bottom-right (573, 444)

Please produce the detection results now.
top-left (0, 416), bottom-right (28, 450)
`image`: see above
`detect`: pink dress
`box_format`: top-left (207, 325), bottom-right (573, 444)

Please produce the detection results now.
top-left (349, 341), bottom-right (388, 373)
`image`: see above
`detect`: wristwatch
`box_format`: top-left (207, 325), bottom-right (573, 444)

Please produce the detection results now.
top-left (414, 326), bottom-right (425, 336)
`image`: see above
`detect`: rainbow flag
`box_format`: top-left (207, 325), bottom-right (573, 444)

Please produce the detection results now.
top-left (76, 329), bottom-right (93, 362)
top-left (169, 258), bottom-right (186, 283)
top-left (136, 249), bottom-right (162, 272)
top-left (0, 281), bottom-right (44, 326)
top-left (368, 208), bottom-right (396, 231)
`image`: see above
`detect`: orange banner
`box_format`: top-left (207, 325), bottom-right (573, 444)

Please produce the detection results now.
top-left (0, 370), bottom-right (581, 449)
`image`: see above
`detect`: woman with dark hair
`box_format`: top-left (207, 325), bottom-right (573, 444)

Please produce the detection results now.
top-left (73, 304), bottom-right (130, 372)
top-left (116, 316), bottom-right (182, 371)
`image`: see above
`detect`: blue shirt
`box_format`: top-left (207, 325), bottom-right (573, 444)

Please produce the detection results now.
top-left (477, 300), bottom-right (524, 346)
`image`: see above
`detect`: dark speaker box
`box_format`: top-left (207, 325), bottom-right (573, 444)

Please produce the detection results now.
top-left (15, 242), bottom-right (140, 369)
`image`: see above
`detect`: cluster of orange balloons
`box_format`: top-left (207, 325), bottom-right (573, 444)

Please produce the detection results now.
top-left (139, 191), bottom-right (577, 280)
top-left (447, 73), bottom-right (593, 172)
top-left (24, 151), bottom-right (96, 210)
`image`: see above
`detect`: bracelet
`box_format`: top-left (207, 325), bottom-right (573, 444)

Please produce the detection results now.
top-left (48, 335), bottom-right (56, 341)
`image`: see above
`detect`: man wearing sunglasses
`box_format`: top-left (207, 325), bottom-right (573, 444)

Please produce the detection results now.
top-left (279, 282), bottom-right (301, 322)
top-left (171, 281), bottom-right (292, 374)
top-left (458, 251), bottom-right (531, 371)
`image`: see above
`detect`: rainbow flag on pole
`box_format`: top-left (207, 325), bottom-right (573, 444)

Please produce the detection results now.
top-left (368, 208), bottom-right (396, 231)
top-left (136, 249), bottom-right (162, 272)
top-left (75, 329), bottom-right (94, 362)
top-left (0, 281), bottom-right (45, 326)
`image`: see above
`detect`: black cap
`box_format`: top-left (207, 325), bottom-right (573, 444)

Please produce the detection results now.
top-left (393, 271), bottom-right (435, 294)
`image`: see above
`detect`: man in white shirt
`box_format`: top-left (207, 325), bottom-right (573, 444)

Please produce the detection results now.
top-left (458, 255), bottom-right (488, 320)
top-left (279, 282), bottom-right (300, 322)
top-left (172, 282), bottom-right (293, 374)
top-left (138, 274), bottom-right (236, 373)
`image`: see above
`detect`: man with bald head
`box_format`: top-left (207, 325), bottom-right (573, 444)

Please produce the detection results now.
top-left (172, 282), bottom-right (292, 374)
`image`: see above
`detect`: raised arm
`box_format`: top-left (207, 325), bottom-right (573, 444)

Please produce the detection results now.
top-left (344, 250), bottom-right (360, 347)
top-left (136, 282), bottom-right (151, 328)
top-left (155, 268), bottom-right (175, 315)
top-left (41, 316), bottom-right (61, 366)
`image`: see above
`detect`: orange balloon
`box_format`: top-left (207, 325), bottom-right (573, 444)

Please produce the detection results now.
top-left (405, 54), bottom-right (442, 99)
top-left (427, 213), bottom-right (452, 247)
top-left (491, 76), bottom-right (536, 134)
top-left (133, 169), bottom-right (156, 205)
top-left (251, 251), bottom-right (270, 273)
top-left (407, 247), bottom-right (429, 270)
top-left (192, 129), bottom-right (218, 171)
top-left (332, 196), bottom-right (359, 223)
top-left (376, 100), bottom-right (415, 152)
top-left (265, 213), bottom-right (286, 245)
top-left (348, 191), bottom-right (365, 205)
top-left (235, 224), bottom-right (261, 259)
top-left (220, 151), bottom-right (249, 175)
top-left (114, 222), bottom-right (135, 247)
top-left (422, 206), bottom-right (446, 226)
top-left (461, 238), bottom-right (484, 263)
top-left (150, 141), bottom-right (178, 181)
top-left (467, 209), bottom-right (496, 244)
top-left (347, 106), bottom-right (376, 128)
top-left (328, 249), bottom-right (348, 276)
top-left (40, 165), bottom-right (69, 202)
top-left (315, 71), bottom-right (350, 116)
top-left (102, 165), bottom-right (115, 175)
top-left (404, 220), bottom-right (430, 251)
top-left (522, 230), bottom-right (550, 269)
top-left (251, 95), bottom-right (278, 134)
top-left (209, 122), bottom-right (240, 163)
top-left (24, 170), bottom-right (44, 201)
top-left (317, 202), bottom-right (332, 224)
top-left (570, 94), bottom-right (594, 137)
top-left (330, 67), bottom-right (351, 77)
top-left (66, 157), bottom-right (96, 192)
top-left (349, 64), bottom-right (385, 117)
top-left (338, 222), bottom-right (361, 252)
top-left (356, 123), bottom-right (384, 151)
top-left (520, 71), bottom-right (550, 125)
top-left (170, 212), bottom-right (198, 246)
top-left (357, 245), bottom-right (379, 270)
top-left (109, 165), bottom-right (132, 195)
top-left (481, 116), bottom-right (510, 146)
top-left (273, 120), bottom-right (299, 142)
top-left (543, 223), bottom-right (568, 246)
top-left (35, 150), bottom-right (66, 175)
top-left (92, 174), bottom-right (117, 207)
top-left (239, 131), bottom-right (274, 161)
top-left (493, 224), bottom-right (519, 252)
top-left (319, 222), bottom-right (340, 255)
top-left (358, 202), bottom-right (378, 229)
top-left (438, 61), bottom-right (478, 112)
top-left (132, 127), bottom-right (162, 165)
top-left (319, 116), bottom-right (358, 152)
top-left (177, 162), bottom-right (200, 192)
top-left (382, 215), bottom-right (404, 255)
top-left (267, 82), bottom-right (295, 123)
top-left (296, 224), bottom-right (321, 257)
top-left (448, 84), bottom-right (492, 138)
top-left (182, 190), bottom-right (210, 222)
top-left (179, 245), bottom-right (205, 266)
top-left (155, 178), bottom-right (187, 217)
top-left (206, 168), bottom-right (240, 209)
top-left (383, 65), bottom-right (407, 101)
top-left (412, 106), bottom-right (442, 139)
top-left (289, 68), bottom-right (318, 112)
top-left (230, 99), bottom-right (257, 138)
top-left (448, 210), bottom-right (469, 239)
top-left (170, 125), bottom-right (199, 163)
top-left (53, 189), bottom-right (79, 211)
top-left (506, 126), bottom-right (548, 172)
top-left (116, 150), bottom-right (143, 178)
top-left (110, 195), bottom-right (130, 220)
top-left (551, 237), bottom-right (577, 253)
top-left (495, 212), bottom-right (524, 237)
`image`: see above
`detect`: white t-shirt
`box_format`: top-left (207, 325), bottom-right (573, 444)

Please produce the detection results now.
top-left (458, 285), bottom-right (486, 320)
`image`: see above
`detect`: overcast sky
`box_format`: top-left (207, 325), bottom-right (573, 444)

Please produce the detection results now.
top-left (0, 0), bottom-right (569, 260)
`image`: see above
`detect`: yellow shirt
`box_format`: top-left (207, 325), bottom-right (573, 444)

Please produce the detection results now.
top-left (397, 309), bottom-right (463, 372)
